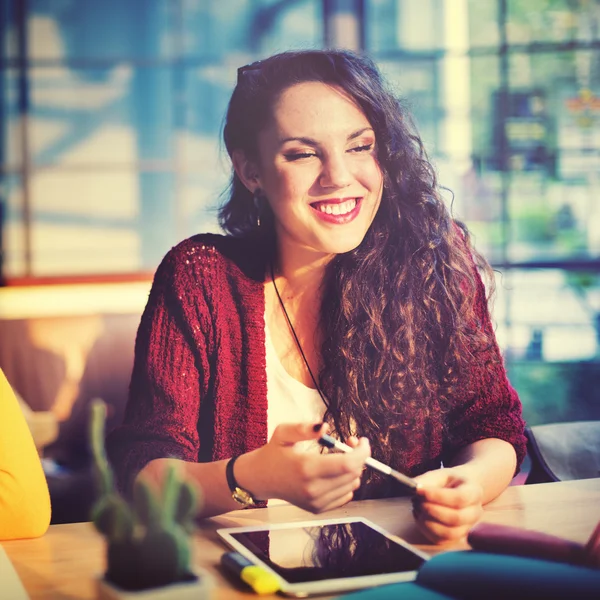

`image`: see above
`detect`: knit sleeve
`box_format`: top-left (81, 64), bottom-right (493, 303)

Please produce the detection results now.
top-left (106, 243), bottom-right (214, 496)
top-left (443, 266), bottom-right (527, 473)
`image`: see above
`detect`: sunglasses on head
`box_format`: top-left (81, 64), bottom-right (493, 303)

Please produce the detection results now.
top-left (237, 60), bottom-right (263, 83)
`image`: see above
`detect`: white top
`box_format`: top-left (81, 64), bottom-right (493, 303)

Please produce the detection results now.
top-left (265, 319), bottom-right (326, 452)
top-left (265, 317), bottom-right (326, 506)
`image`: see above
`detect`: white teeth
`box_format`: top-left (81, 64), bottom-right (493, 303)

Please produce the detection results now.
top-left (317, 198), bottom-right (357, 215)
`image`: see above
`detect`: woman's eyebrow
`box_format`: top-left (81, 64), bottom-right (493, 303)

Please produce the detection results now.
top-left (279, 127), bottom-right (374, 147)
top-left (279, 136), bottom-right (318, 146)
top-left (348, 127), bottom-right (374, 140)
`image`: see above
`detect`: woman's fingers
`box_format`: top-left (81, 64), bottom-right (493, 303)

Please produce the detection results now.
top-left (413, 469), bottom-right (452, 493)
top-left (414, 513), bottom-right (472, 543)
top-left (418, 487), bottom-right (465, 508)
top-left (412, 502), bottom-right (472, 542)
top-left (300, 472), bottom-right (362, 513)
top-left (316, 487), bottom-right (357, 513)
top-left (418, 483), bottom-right (482, 510)
top-left (298, 438), bottom-right (368, 511)
top-left (276, 461), bottom-right (361, 513)
top-left (271, 422), bottom-right (329, 446)
top-left (346, 435), bottom-right (360, 448)
top-left (290, 436), bottom-right (370, 476)
top-left (415, 469), bottom-right (483, 509)
top-left (260, 424), bottom-right (370, 511)
top-left (411, 468), bottom-right (484, 542)
top-left (416, 499), bottom-right (483, 528)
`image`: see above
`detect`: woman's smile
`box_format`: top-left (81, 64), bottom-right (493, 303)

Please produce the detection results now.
top-left (310, 197), bottom-right (362, 224)
top-left (251, 81), bottom-right (383, 259)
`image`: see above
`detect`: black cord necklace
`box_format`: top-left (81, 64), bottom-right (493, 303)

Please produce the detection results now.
top-left (269, 261), bottom-right (329, 408)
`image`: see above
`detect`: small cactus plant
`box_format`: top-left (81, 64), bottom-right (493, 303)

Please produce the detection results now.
top-left (89, 399), bottom-right (199, 591)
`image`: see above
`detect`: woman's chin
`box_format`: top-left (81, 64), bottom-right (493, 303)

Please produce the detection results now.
top-left (318, 237), bottom-right (367, 256)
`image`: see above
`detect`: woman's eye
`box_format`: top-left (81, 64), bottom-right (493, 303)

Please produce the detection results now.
top-left (349, 144), bottom-right (374, 153)
top-left (284, 152), bottom-right (316, 162)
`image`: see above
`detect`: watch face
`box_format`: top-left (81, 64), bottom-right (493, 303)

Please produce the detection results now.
top-left (233, 487), bottom-right (256, 507)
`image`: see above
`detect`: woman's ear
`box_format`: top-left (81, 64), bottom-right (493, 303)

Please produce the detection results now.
top-left (232, 150), bottom-right (260, 193)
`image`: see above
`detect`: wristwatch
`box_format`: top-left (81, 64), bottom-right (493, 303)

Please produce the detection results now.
top-left (225, 455), bottom-right (258, 507)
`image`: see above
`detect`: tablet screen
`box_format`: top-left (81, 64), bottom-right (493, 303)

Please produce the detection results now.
top-left (226, 519), bottom-right (426, 584)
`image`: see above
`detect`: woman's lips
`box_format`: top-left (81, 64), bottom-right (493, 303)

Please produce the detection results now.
top-left (310, 197), bottom-right (362, 224)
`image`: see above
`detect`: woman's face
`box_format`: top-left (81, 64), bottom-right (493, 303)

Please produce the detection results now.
top-left (252, 81), bottom-right (384, 262)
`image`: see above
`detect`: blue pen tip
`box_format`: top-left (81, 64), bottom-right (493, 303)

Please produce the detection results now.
top-left (318, 433), bottom-right (336, 449)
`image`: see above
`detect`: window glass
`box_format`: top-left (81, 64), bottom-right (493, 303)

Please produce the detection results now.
top-left (29, 66), bottom-right (174, 166)
top-left (0, 1), bottom-right (18, 60)
top-left (506, 0), bottom-right (600, 45)
top-left (28, 0), bottom-right (176, 60)
top-left (366, 0), bottom-right (444, 52)
top-left (179, 169), bottom-right (228, 241)
top-left (259, 0), bottom-right (322, 55)
top-left (181, 0), bottom-right (322, 59)
top-left (496, 268), bottom-right (600, 424)
top-left (454, 55), bottom-right (501, 261)
top-left (1, 69), bottom-right (20, 169)
top-left (467, 0), bottom-right (500, 48)
top-left (502, 49), bottom-right (600, 261)
top-left (2, 173), bottom-right (25, 278)
top-left (26, 169), bottom-right (175, 276)
top-left (377, 59), bottom-right (439, 150)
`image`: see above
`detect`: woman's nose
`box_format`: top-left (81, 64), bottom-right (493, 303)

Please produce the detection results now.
top-left (319, 155), bottom-right (353, 189)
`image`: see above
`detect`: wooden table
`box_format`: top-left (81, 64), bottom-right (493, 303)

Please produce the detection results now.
top-left (3, 479), bottom-right (600, 599)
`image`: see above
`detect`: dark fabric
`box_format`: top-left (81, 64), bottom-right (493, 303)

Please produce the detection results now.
top-left (335, 582), bottom-right (451, 599)
top-left (525, 421), bottom-right (600, 483)
top-left (337, 552), bottom-right (600, 599)
top-left (47, 468), bottom-right (96, 524)
top-left (467, 522), bottom-right (586, 565)
top-left (416, 551), bottom-right (600, 600)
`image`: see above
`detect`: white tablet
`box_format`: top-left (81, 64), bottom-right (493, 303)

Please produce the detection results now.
top-left (217, 516), bottom-right (429, 597)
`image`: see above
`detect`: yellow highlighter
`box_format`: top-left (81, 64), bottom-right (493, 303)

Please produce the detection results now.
top-left (221, 551), bottom-right (281, 595)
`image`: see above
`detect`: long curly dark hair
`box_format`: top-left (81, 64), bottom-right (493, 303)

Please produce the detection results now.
top-left (220, 50), bottom-right (497, 496)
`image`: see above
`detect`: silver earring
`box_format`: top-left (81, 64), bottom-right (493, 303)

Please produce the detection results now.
top-left (253, 189), bottom-right (263, 228)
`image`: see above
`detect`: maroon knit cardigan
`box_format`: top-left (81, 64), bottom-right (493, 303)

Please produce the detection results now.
top-left (107, 233), bottom-right (526, 497)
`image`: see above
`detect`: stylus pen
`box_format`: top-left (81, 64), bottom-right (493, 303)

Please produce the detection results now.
top-left (318, 433), bottom-right (420, 491)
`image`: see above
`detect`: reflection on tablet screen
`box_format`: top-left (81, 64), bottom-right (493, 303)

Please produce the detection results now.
top-left (230, 521), bottom-right (426, 584)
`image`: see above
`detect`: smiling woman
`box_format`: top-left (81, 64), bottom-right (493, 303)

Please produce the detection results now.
top-left (106, 50), bottom-right (527, 544)
top-left (232, 81), bottom-right (383, 260)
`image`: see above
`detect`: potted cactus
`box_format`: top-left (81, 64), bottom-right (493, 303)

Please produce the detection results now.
top-left (89, 399), bottom-right (210, 599)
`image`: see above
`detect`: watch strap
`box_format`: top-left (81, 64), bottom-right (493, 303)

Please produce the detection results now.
top-left (226, 456), bottom-right (257, 507)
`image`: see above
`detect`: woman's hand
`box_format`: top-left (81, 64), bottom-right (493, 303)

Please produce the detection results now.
top-left (411, 467), bottom-right (484, 544)
top-left (236, 423), bottom-right (370, 513)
